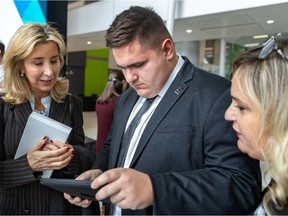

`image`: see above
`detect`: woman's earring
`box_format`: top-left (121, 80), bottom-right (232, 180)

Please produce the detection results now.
top-left (21, 73), bottom-right (24, 77)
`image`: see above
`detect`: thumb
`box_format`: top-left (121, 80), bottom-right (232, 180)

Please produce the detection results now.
top-left (31, 136), bottom-right (49, 151)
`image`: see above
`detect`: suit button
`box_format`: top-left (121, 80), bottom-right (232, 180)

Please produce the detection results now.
top-left (23, 209), bottom-right (30, 214)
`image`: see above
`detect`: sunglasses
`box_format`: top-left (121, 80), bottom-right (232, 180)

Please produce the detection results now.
top-left (108, 78), bottom-right (117, 82)
top-left (258, 36), bottom-right (288, 61)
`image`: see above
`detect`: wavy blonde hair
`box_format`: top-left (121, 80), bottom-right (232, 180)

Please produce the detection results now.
top-left (2, 22), bottom-right (68, 104)
top-left (232, 36), bottom-right (288, 214)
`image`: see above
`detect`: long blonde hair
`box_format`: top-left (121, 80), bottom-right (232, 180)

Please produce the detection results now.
top-left (2, 22), bottom-right (68, 104)
top-left (232, 35), bottom-right (288, 214)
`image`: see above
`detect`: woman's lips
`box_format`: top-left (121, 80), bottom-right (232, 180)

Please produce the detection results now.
top-left (235, 131), bottom-right (241, 137)
top-left (40, 79), bottom-right (53, 85)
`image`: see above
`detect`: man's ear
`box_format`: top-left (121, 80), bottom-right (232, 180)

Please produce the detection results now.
top-left (161, 39), bottom-right (174, 59)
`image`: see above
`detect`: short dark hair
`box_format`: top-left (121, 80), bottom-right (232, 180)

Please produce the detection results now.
top-left (105, 6), bottom-right (172, 49)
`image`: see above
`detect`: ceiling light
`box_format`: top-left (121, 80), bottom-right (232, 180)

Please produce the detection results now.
top-left (244, 43), bottom-right (260, 47)
top-left (266, 20), bottom-right (274, 24)
top-left (87, 41), bottom-right (92, 45)
top-left (253, 34), bottom-right (268, 39)
top-left (186, 29), bottom-right (192, 33)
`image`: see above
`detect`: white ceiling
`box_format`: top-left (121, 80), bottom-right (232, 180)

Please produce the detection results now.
top-left (67, 2), bottom-right (288, 52)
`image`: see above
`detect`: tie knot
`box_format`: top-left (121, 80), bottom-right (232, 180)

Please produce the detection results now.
top-left (146, 96), bottom-right (156, 103)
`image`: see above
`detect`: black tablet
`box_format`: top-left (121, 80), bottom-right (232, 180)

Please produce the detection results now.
top-left (40, 178), bottom-right (107, 202)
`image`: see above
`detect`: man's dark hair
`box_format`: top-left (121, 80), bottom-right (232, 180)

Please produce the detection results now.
top-left (105, 6), bottom-right (172, 49)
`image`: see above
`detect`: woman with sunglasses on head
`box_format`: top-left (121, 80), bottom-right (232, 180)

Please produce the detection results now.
top-left (225, 35), bottom-right (288, 215)
top-left (95, 69), bottom-right (127, 155)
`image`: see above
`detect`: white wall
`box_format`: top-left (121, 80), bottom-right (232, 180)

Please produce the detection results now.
top-left (0, 1), bottom-right (23, 47)
top-left (68, 0), bottom-right (170, 35)
top-left (67, 0), bottom-right (288, 37)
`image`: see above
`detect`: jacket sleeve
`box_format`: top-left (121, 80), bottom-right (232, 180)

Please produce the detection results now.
top-left (0, 100), bottom-right (36, 188)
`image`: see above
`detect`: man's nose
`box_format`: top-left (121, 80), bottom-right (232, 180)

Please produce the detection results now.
top-left (123, 69), bottom-right (136, 83)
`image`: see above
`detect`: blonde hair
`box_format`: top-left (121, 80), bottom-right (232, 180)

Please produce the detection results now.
top-left (232, 36), bottom-right (288, 214)
top-left (2, 22), bottom-right (68, 104)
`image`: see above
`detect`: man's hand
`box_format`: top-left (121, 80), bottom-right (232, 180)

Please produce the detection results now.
top-left (92, 168), bottom-right (153, 210)
top-left (64, 169), bottom-right (103, 208)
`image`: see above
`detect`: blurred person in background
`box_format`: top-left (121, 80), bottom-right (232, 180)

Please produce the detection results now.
top-left (95, 69), bottom-right (127, 155)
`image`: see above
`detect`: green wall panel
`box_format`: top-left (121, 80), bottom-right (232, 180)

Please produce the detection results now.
top-left (226, 43), bottom-right (244, 78)
top-left (84, 49), bottom-right (109, 96)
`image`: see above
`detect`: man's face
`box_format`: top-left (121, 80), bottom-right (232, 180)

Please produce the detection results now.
top-left (112, 39), bottom-right (172, 98)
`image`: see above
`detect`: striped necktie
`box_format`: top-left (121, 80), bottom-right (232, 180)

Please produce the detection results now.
top-left (117, 97), bottom-right (156, 167)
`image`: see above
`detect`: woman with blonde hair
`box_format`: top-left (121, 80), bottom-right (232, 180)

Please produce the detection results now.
top-left (95, 69), bottom-right (126, 155)
top-left (225, 35), bottom-right (288, 215)
top-left (0, 22), bottom-right (93, 215)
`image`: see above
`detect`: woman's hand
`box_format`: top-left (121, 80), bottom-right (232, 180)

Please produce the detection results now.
top-left (27, 136), bottom-right (74, 172)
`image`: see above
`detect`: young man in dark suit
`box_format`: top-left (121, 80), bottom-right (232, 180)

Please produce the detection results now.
top-left (65, 6), bottom-right (261, 215)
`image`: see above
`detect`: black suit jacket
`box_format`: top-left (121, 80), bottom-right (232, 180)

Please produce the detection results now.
top-left (94, 57), bottom-right (262, 215)
top-left (0, 94), bottom-right (93, 215)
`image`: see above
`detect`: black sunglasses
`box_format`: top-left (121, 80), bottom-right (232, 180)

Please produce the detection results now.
top-left (258, 36), bottom-right (288, 61)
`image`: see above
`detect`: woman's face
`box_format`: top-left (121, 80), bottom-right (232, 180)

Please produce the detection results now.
top-left (225, 70), bottom-right (267, 160)
top-left (21, 41), bottom-right (61, 98)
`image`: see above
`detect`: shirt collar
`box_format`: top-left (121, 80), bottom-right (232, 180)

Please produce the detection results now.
top-left (157, 53), bottom-right (185, 98)
top-left (29, 95), bottom-right (52, 114)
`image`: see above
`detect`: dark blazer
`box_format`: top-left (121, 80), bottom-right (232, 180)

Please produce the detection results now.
top-left (0, 94), bottom-right (93, 215)
top-left (94, 57), bottom-right (262, 215)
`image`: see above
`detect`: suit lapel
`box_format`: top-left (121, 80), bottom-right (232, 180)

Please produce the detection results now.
top-left (110, 93), bottom-right (139, 167)
top-left (130, 57), bottom-right (195, 167)
top-left (13, 97), bottom-right (68, 130)
top-left (49, 97), bottom-right (69, 122)
top-left (13, 101), bottom-right (33, 130)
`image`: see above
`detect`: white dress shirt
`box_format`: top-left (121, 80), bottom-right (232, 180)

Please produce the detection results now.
top-left (114, 54), bottom-right (184, 215)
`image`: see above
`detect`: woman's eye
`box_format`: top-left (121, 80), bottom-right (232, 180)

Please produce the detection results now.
top-left (51, 58), bottom-right (60, 64)
top-left (235, 104), bottom-right (246, 111)
top-left (34, 62), bottom-right (43, 66)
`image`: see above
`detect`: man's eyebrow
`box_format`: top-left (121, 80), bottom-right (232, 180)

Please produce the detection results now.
top-left (117, 60), bottom-right (146, 69)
